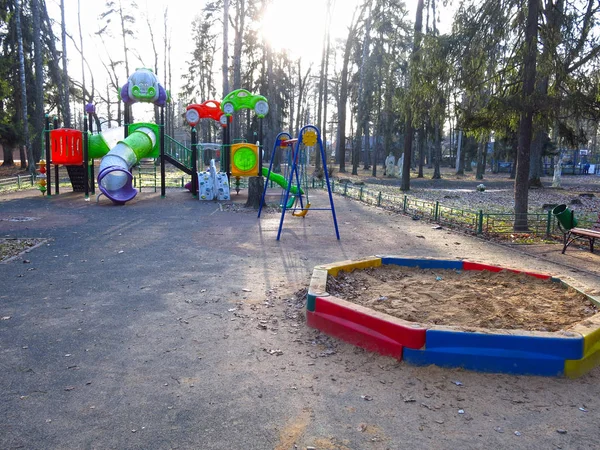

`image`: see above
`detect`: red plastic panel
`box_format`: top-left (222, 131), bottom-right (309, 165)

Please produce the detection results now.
top-left (314, 296), bottom-right (426, 349)
top-left (50, 129), bottom-right (83, 165)
top-left (306, 310), bottom-right (404, 359)
top-left (462, 261), bottom-right (551, 280)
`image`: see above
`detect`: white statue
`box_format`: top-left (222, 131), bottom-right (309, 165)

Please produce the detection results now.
top-left (396, 153), bottom-right (404, 179)
top-left (552, 155), bottom-right (562, 188)
top-left (385, 153), bottom-right (396, 177)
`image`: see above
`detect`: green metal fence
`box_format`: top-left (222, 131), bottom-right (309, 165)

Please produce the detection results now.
top-left (134, 159), bottom-right (194, 192)
top-left (0, 174), bottom-right (36, 191)
top-left (3, 168), bottom-right (597, 241)
top-left (319, 179), bottom-right (598, 240)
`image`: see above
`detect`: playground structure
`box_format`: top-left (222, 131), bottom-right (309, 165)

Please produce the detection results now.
top-left (220, 89), bottom-right (269, 195)
top-left (97, 68), bottom-right (168, 204)
top-left (42, 104), bottom-right (111, 198)
top-left (38, 77), bottom-right (339, 235)
top-left (39, 80), bottom-right (273, 205)
top-left (258, 125), bottom-right (340, 241)
top-left (41, 68), bottom-right (214, 205)
top-left (184, 100), bottom-right (230, 200)
top-left (41, 68), bottom-right (199, 204)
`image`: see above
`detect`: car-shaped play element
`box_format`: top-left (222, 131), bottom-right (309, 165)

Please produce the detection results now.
top-left (185, 100), bottom-right (230, 127)
top-left (221, 89), bottom-right (269, 118)
top-left (120, 68), bottom-right (169, 106)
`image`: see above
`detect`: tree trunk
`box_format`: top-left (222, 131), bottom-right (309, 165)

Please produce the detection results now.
top-left (288, 63), bottom-right (295, 137)
top-left (15, 0), bottom-right (33, 174)
top-left (529, 0), bottom-right (564, 187)
top-left (432, 120), bottom-right (441, 179)
top-left (476, 140), bottom-right (484, 180)
top-left (223, 0), bottom-right (229, 96)
top-left (417, 127), bottom-right (425, 178)
top-left (295, 61), bottom-right (310, 137)
top-left (509, 135), bottom-right (518, 179)
top-left (60, 0), bottom-right (71, 128)
top-left (32, 0), bottom-right (44, 164)
top-left (455, 130), bottom-right (463, 175)
top-left (401, 0), bottom-right (424, 191)
top-left (337, 19), bottom-right (355, 174)
top-left (354, 0), bottom-right (373, 175)
top-left (2, 145), bottom-right (15, 166)
top-left (19, 145), bottom-right (27, 168)
top-left (514, 0), bottom-right (539, 231)
top-left (40, 5), bottom-right (66, 124)
top-left (245, 175), bottom-right (264, 209)
top-left (232, 0), bottom-right (245, 139)
top-left (146, 9), bottom-right (160, 124)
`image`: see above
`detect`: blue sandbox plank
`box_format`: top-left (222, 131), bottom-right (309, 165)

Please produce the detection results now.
top-left (403, 347), bottom-right (565, 376)
top-left (425, 330), bottom-right (583, 360)
top-left (381, 258), bottom-right (463, 270)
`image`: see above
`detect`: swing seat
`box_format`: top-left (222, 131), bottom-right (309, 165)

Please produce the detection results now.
top-left (292, 202), bottom-right (311, 217)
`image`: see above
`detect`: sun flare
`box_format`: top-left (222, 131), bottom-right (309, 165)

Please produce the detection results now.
top-left (259, 0), bottom-right (336, 63)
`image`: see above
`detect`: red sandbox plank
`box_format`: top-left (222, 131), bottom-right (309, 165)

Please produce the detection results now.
top-left (313, 296), bottom-right (426, 349)
top-left (463, 261), bottom-right (551, 280)
top-left (306, 310), bottom-right (404, 359)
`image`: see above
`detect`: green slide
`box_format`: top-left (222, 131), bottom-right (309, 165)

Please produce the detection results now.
top-left (261, 167), bottom-right (303, 208)
top-left (88, 133), bottom-right (111, 159)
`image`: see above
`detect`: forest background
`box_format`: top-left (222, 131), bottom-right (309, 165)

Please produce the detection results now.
top-left (1, 0), bottom-right (600, 231)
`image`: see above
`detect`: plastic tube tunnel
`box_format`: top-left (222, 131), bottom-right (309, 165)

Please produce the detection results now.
top-left (97, 127), bottom-right (156, 204)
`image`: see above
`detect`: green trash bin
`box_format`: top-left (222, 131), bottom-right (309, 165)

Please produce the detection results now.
top-left (552, 204), bottom-right (578, 230)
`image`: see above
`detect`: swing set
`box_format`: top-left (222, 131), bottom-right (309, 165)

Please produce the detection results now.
top-left (258, 125), bottom-right (340, 241)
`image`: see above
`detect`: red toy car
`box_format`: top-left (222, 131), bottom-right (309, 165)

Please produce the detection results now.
top-left (185, 100), bottom-right (230, 127)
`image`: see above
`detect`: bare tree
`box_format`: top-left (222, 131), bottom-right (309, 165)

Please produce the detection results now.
top-left (59, 0), bottom-right (71, 127)
top-left (145, 8), bottom-right (160, 123)
top-left (353, 0), bottom-right (373, 175)
top-left (336, 5), bottom-right (363, 173)
top-left (401, 0), bottom-right (424, 191)
top-left (295, 59), bottom-right (312, 135)
top-left (15, 0), bottom-right (33, 173)
top-left (223, 0), bottom-right (230, 96)
top-left (32, 0), bottom-right (45, 163)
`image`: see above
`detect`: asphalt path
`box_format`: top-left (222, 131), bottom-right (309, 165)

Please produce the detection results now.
top-left (1, 189), bottom-right (599, 449)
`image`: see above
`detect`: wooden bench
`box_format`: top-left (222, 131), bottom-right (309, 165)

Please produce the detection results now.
top-left (561, 213), bottom-right (600, 254)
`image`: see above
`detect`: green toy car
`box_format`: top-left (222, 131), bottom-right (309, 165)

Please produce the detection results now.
top-left (221, 89), bottom-right (269, 118)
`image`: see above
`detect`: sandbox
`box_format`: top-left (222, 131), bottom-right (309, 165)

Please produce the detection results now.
top-left (306, 256), bottom-right (600, 378)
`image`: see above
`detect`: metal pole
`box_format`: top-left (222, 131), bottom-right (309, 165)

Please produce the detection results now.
top-left (45, 115), bottom-right (51, 196)
top-left (223, 124), bottom-right (231, 181)
top-left (191, 127), bottom-right (198, 197)
top-left (87, 109), bottom-right (95, 194)
top-left (258, 118), bottom-right (263, 170)
top-left (53, 117), bottom-right (59, 195)
top-left (160, 107), bottom-right (166, 197)
top-left (83, 114), bottom-right (89, 199)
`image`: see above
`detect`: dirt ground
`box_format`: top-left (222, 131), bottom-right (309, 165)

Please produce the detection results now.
top-left (327, 265), bottom-right (598, 332)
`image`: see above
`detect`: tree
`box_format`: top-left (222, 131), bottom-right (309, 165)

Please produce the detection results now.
top-left (60, 0), bottom-right (70, 127)
top-left (352, 0), bottom-right (373, 176)
top-left (514, 0), bottom-right (539, 231)
top-left (222, 0), bottom-right (230, 97)
top-left (32, 0), bottom-right (44, 164)
top-left (15, 0), bottom-right (33, 173)
top-left (315, 0), bottom-right (334, 172)
top-left (336, 5), bottom-right (363, 173)
top-left (401, 0), bottom-right (424, 191)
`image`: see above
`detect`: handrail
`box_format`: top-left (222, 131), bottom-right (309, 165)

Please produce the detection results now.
top-left (164, 134), bottom-right (195, 170)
